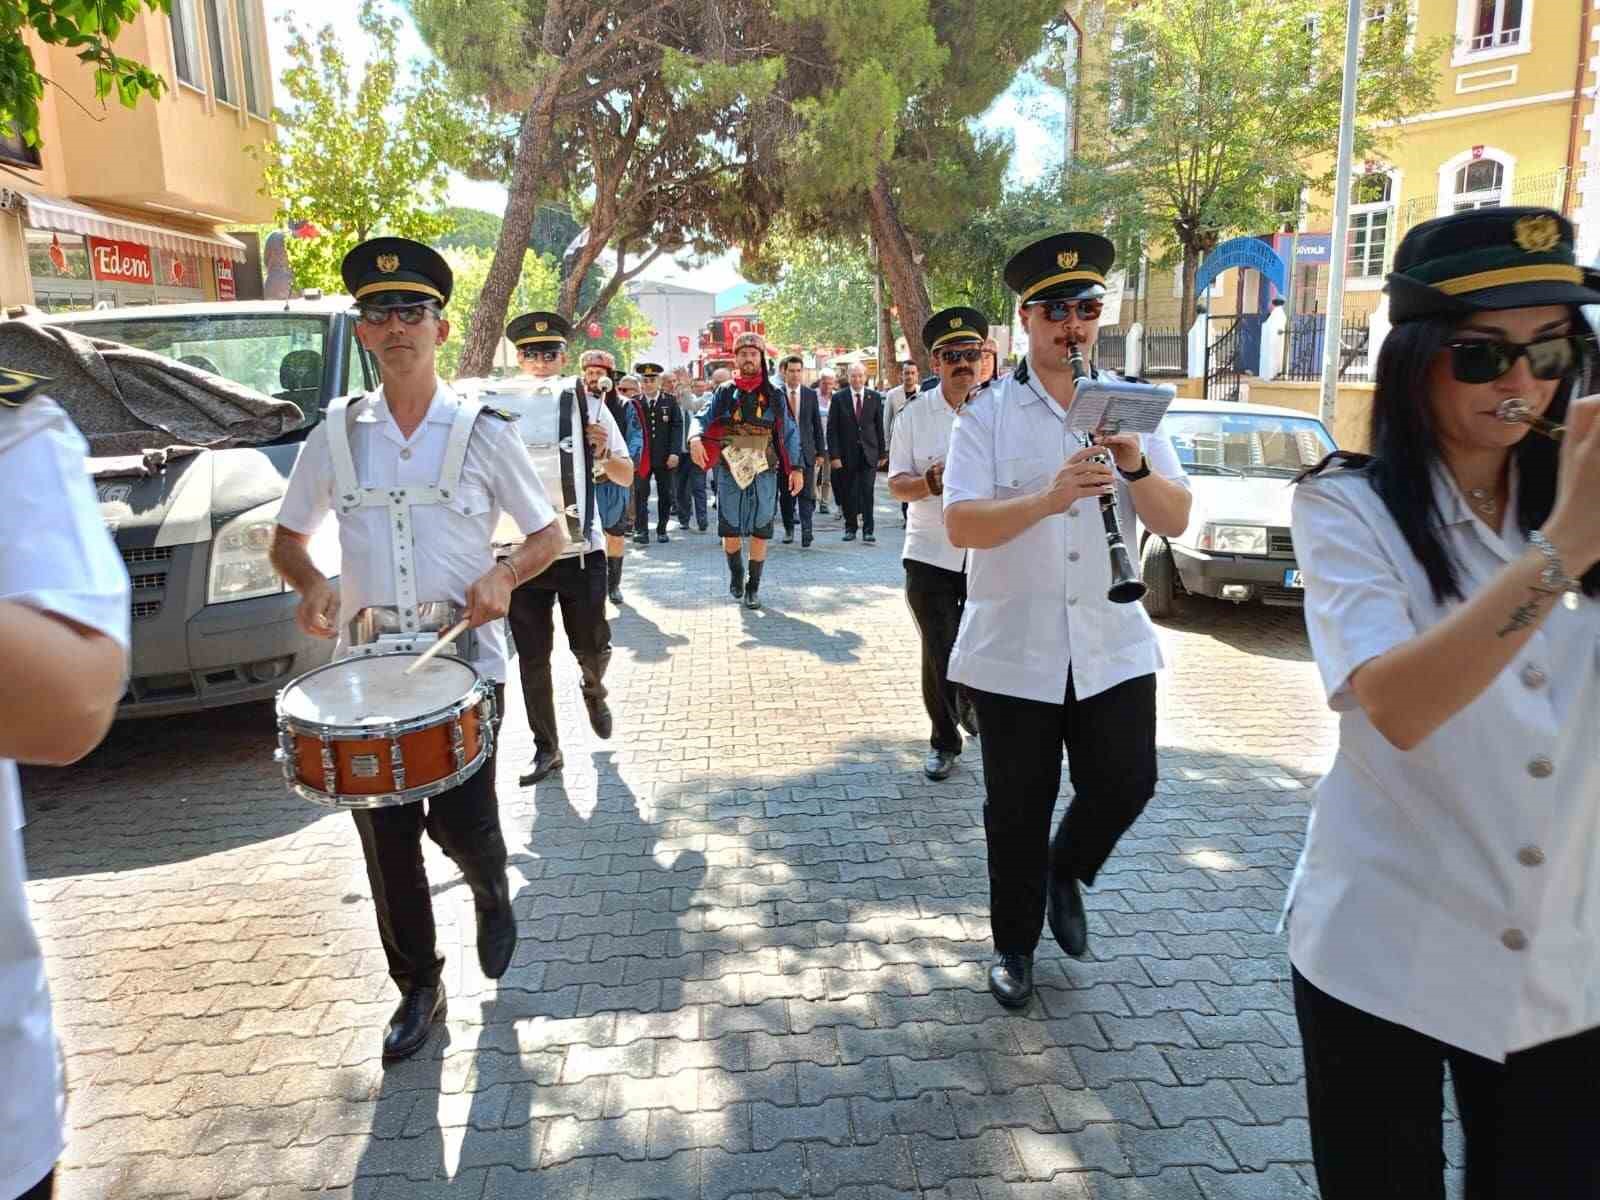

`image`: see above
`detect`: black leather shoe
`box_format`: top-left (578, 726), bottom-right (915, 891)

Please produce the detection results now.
top-left (584, 693), bottom-right (613, 739)
top-left (842, 530), bottom-right (856, 542)
top-left (633, 532), bottom-right (650, 545)
top-left (519, 748), bottom-right (563, 785)
top-left (743, 583), bottom-right (762, 610)
top-left (608, 583), bottom-right (624, 605)
top-left (987, 954), bottom-right (1033, 1009)
top-left (782, 531), bottom-right (794, 544)
top-left (818, 503), bottom-right (830, 514)
top-left (1047, 867), bottom-right (1089, 959)
top-left (863, 532), bottom-right (876, 544)
top-left (657, 532), bottom-right (670, 543)
top-left (957, 698), bottom-right (980, 740)
top-left (475, 877), bottom-right (516, 979)
top-left (383, 984), bottom-right (446, 1061)
top-left (801, 533), bottom-right (813, 548)
top-left (923, 749), bottom-right (957, 781)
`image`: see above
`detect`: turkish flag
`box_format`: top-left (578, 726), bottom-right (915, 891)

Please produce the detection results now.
top-left (615, 326), bottom-right (630, 340)
top-left (586, 321), bottom-right (602, 339)
top-left (677, 335), bottom-right (690, 353)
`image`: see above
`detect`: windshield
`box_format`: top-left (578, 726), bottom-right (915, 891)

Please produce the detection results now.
top-left (59, 313), bottom-right (330, 426)
top-left (1162, 411), bottom-right (1336, 475)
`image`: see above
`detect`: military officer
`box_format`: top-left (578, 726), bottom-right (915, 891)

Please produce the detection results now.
top-left (632, 361), bottom-right (682, 543)
top-left (272, 238), bottom-right (565, 1061)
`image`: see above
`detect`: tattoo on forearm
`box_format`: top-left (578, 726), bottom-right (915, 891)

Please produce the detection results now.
top-left (1496, 588), bottom-right (1554, 638)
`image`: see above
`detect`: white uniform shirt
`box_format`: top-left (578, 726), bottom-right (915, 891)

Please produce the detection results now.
top-left (277, 382), bottom-right (557, 682)
top-left (0, 397), bottom-right (129, 1199)
top-left (1286, 467), bottom-right (1600, 1062)
top-left (889, 383), bottom-right (966, 573)
top-left (560, 385), bottom-right (629, 556)
top-left (942, 367), bottom-right (1189, 703)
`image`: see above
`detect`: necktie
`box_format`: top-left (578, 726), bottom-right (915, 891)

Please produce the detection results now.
top-left (790, 388), bottom-right (800, 418)
top-left (854, 391), bottom-right (862, 423)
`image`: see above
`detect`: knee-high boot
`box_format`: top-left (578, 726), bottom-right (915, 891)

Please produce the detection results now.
top-left (744, 558), bottom-right (764, 609)
top-left (607, 555), bottom-right (624, 605)
top-left (726, 549), bottom-right (744, 599)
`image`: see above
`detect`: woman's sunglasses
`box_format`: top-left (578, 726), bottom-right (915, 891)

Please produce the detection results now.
top-left (616, 385), bottom-right (640, 396)
top-left (519, 347), bottom-right (562, 362)
top-left (355, 302), bottom-right (439, 326)
top-left (1026, 298), bottom-right (1103, 323)
top-left (938, 348), bottom-right (984, 365)
top-left (1445, 333), bottom-right (1591, 385)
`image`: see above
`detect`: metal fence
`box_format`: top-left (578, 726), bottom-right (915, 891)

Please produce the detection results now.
top-left (1143, 326), bottom-right (1185, 376)
top-left (1096, 327), bottom-right (1126, 372)
top-left (1282, 315), bottom-right (1371, 382)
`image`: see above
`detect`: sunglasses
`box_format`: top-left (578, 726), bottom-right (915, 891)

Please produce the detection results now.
top-left (616, 386), bottom-right (640, 395)
top-left (355, 303), bottom-right (439, 326)
top-left (938, 348), bottom-right (984, 365)
top-left (519, 347), bottom-right (562, 362)
top-left (1027, 298), bottom-right (1103, 322)
top-left (1444, 332), bottom-right (1589, 384)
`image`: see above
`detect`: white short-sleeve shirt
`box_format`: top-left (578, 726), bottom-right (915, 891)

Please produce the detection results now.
top-left (276, 382), bottom-right (557, 682)
top-left (889, 383), bottom-right (966, 574)
top-left (0, 396), bottom-right (130, 1199)
top-left (1286, 466), bottom-right (1600, 1061)
top-left (942, 366), bottom-right (1189, 703)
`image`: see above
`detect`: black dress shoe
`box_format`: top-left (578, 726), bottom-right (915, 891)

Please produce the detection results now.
top-left (383, 984), bottom-right (446, 1061)
top-left (1047, 867), bottom-right (1089, 959)
top-left (987, 954), bottom-right (1034, 1009)
top-left (923, 749), bottom-right (957, 781)
top-left (657, 532), bottom-right (670, 544)
top-left (519, 748), bottom-right (563, 785)
top-left (633, 533), bottom-right (650, 545)
top-left (863, 532), bottom-right (876, 544)
top-left (842, 530), bottom-right (857, 542)
top-left (801, 533), bottom-right (813, 548)
top-left (782, 531), bottom-right (794, 544)
top-left (957, 698), bottom-right (980, 740)
top-left (818, 503), bottom-right (830, 514)
top-left (584, 693), bottom-right (613, 739)
top-left (475, 876), bottom-right (516, 978)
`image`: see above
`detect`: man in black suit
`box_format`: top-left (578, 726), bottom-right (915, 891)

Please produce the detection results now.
top-left (774, 355), bottom-right (825, 547)
top-left (631, 361), bottom-right (682, 544)
top-left (826, 361), bottom-right (886, 543)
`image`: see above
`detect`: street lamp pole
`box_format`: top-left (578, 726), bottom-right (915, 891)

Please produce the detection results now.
top-left (1319, 0), bottom-right (1363, 426)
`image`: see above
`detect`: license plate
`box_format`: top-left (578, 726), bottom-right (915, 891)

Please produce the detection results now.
top-left (1283, 569), bottom-right (1303, 589)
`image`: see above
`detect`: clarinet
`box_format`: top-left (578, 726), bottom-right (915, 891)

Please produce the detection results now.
top-left (1068, 345), bottom-right (1147, 605)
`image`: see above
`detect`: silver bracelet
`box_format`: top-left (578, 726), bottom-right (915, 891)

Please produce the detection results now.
top-left (1528, 530), bottom-right (1579, 593)
top-left (499, 558), bottom-right (520, 588)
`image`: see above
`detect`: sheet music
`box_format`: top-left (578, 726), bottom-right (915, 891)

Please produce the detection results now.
top-left (1067, 378), bottom-right (1177, 435)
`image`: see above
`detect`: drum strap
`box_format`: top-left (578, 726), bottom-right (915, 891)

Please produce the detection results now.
top-left (558, 387), bottom-right (595, 543)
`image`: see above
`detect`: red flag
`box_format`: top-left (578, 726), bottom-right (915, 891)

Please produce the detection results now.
top-left (585, 321), bottom-right (602, 339)
top-left (615, 326), bottom-right (631, 340)
top-left (677, 335), bottom-right (690, 353)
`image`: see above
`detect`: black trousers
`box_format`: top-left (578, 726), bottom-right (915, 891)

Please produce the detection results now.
top-left (971, 670), bottom-right (1157, 955)
top-left (634, 469), bottom-right (675, 535)
top-left (351, 681), bottom-right (507, 995)
top-left (506, 550), bottom-right (611, 755)
top-left (777, 469), bottom-right (816, 537)
top-left (19, 1169), bottom-right (54, 1200)
top-left (904, 559), bottom-right (967, 753)
top-left (838, 463), bottom-right (876, 534)
top-left (674, 462), bottom-right (707, 529)
top-left (1293, 967), bottom-right (1600, 1199)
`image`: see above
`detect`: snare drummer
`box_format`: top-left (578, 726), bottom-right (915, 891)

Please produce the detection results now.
top-left (270, 238), bottom-right (563, 1063)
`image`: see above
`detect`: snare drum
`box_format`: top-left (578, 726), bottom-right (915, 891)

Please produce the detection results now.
top-left (275, 653), bottom-right (495, 809)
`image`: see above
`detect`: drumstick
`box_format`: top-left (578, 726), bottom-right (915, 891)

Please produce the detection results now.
top-left (403, 619), bottom-right (470, 675)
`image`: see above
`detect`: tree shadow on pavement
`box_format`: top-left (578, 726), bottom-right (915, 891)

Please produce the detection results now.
top-left (736, 604), bottom-right (866, 664)
top-left (608, 605), bottom-right (691, 665)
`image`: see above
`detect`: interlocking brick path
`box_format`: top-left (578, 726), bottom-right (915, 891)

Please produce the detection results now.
top-left (21, 494), bottom-right (1463, 1199)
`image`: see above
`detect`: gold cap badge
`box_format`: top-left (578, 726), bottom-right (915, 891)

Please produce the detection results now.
top-left (1512, 215), bottom-right (1560, 254)
top-left (1057, 251), bottom-right (1079, 270)
top-left (535, 320), bottom-right (548, 332)
top-left (950, 316), bottom-right (963, 328)
top-left (376, 253), bottom-right (400, 273)
top-left (0, 367), bottom-right (51, 408)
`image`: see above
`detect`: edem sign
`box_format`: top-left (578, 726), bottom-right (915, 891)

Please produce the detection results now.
top-left (87, 237), bottom-right (154, 285)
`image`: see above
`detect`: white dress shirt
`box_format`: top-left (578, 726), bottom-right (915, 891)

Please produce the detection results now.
top-left (1286, 466), bottom-right (1600, 1062)
top-left (0, 396), bottom-right (130, 1199)
top-left (942, 367), bottom-right (1189, 703)
top-left (889, 383), bottom-right (966, 573)
top-left (277, 382), bottom-right (557, 682)
top-left (566, 386), bottom-right (629, 555)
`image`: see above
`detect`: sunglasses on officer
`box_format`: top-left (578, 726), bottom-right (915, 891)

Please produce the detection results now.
top-left (1444, 332), bottom-right (1590, 385)
top-left (519, 346), bottom-right (563, 362)
top-left (937, 347), bottom-right (984, 365)
top-left (355, 302), bottom-right (441, 326)
top-left (1025, 298), bottom-right (1104, 323)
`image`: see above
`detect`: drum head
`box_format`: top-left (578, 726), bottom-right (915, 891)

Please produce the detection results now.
top-left (280, 654), bottom-right (478, 727)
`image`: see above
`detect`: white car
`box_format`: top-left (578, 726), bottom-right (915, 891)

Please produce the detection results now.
top-left (1138, 399), bottom-right (1337, 617)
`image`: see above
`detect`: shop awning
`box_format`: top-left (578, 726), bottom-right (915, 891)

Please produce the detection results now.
top-left (5, 190), bottom-right (248, 263)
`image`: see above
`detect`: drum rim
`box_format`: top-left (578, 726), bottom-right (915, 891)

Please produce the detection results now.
top-left (276, 651), bottom-right (486, 740)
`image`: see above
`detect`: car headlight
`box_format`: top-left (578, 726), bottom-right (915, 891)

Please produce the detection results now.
top-left (208, 503), bottom-right (287, 604)
top-left (1198, 522), bottom-right (1268, 555)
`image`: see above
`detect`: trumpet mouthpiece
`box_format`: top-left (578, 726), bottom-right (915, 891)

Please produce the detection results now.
top-left (1496, 399), bottom-right (1530, 425)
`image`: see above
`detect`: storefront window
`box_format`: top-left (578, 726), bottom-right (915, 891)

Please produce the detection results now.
top-left (25, 228), bottom-right (214, 310)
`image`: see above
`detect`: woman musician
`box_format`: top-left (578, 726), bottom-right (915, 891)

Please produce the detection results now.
top-left (1287, 206), bottom-right (1600, 1198)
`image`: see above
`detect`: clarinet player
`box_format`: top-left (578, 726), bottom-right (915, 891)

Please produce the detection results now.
top-left (943, 232), bottom-right (1192, 1009)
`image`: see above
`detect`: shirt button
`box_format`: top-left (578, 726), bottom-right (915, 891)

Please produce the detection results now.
top-left (1501, 929), bottom-right (1528, 952)
top-left (1527, 756), bottom-right (1554, 779)
top-left (1520, 664), bottom-right (1547, 689)
top-left (1068, 551), bottom-right (1080, 562)
top-left (400, 448), bottom-right (412, 460)
top-left (1067, 596), bottom-right (1078, 607)
top-left (1069, 508), bottom-right (1079, 518)
top-left (1516, 846), bottom-right (1546, 867)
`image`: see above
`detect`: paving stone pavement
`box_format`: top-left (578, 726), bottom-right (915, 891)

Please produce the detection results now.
top-left (21, 493), bottom-right (1465, 1199)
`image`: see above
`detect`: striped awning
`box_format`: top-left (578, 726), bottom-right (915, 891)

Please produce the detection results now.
top-left (1, 188), bottom-right (247, 263)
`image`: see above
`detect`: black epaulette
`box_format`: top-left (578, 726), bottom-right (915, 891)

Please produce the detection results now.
top-left (0, 367), bottom-right (51, 408)
top-left (482, 406), bottom-right (519, 422)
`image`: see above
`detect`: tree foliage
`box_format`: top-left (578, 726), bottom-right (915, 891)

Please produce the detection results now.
top-left (253, 2), bottom-right (475, 292)
top-left (1067, 0), bottom-right (1440, 335)
top-left (747, 229), bottom-right (877, 352)
top-left (920, 177), bottom-right (1074, 327)
top-left (1, 0), bottom-right (168, 149)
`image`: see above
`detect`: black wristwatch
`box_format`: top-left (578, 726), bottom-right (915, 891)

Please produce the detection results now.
top-left (1120, 455), bottom-right (1151, 482)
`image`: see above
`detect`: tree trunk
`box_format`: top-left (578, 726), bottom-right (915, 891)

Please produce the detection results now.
top-left (557, 226), bottom-right (611, 321)
top-left (1179, 243), bottom-right (1200, 374)
top-left (575, 244), bottom-right (666, 330)
top-left (459, 95), bottom-right (556, 379)
top-left (865, 167), bottom-right (932, 375)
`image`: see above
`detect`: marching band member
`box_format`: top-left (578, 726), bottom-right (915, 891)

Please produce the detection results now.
top-left (1287, 207), bottom-right (1600, 1198)
top-left (272, 239), bottom-right (563, 1062)
top-left (943, 232), bottom-right (1191, 1009)
top-left (688, 332), bottom-right (804, 610)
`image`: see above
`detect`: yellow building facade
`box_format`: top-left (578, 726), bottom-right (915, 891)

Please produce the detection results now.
top-left (0, 0), bottom-right (276, 311)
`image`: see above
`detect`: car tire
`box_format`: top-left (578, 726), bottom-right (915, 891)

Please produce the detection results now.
top-left (1141, 536), bottom-right (1177, 619)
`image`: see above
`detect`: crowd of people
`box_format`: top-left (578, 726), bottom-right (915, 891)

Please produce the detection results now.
top-left (3, 207), bottom-right (1600, 1200)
